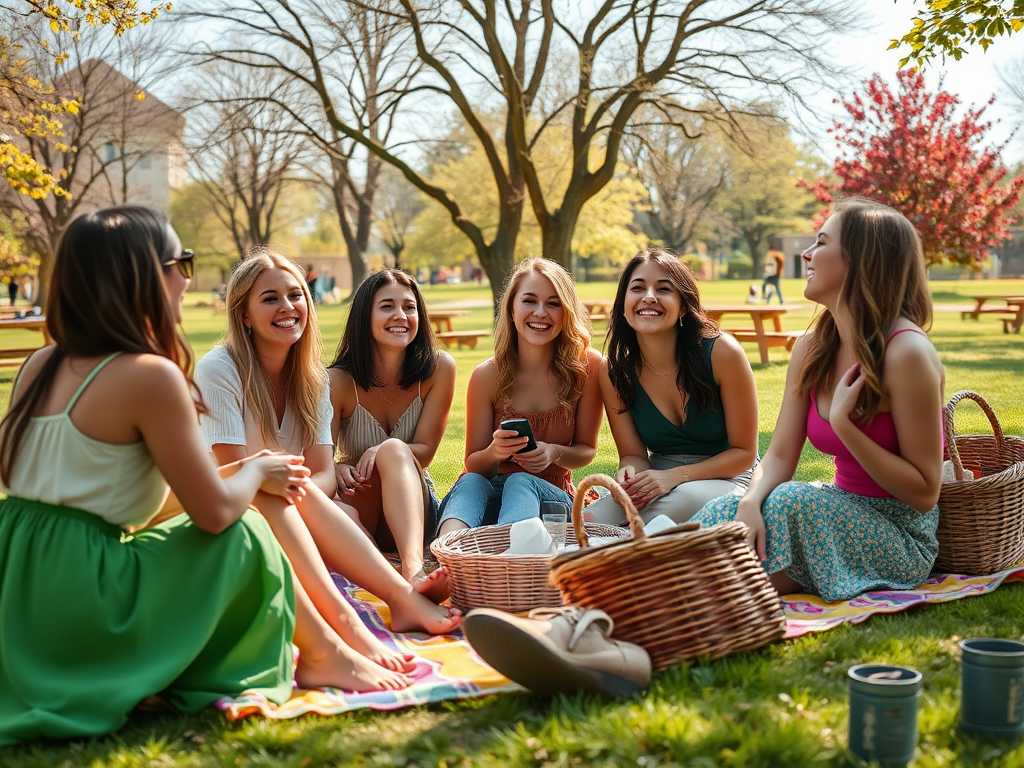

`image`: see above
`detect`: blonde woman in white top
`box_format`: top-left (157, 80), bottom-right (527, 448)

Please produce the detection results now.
top-left (196, 251), bottom-right (462, 692)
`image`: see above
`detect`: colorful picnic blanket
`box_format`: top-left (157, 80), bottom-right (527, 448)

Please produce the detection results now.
top-left (218, 566), bottom-right (1024, 720)
top-left (782, 566), bottom-right (1024, 639)
top-left (215, 574), bottom-right (522, 721)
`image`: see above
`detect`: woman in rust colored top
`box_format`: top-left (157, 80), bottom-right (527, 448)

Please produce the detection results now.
top-left (436, 258), bottom-right (603, 536)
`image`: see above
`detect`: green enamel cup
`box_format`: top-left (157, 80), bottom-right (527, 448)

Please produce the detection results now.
top-left (960, 638), bottom-right (1024, 737)
top-left (848, 664), bottom-right (921, 767)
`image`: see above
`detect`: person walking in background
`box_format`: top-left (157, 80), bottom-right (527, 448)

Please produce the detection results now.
top-left (305, 263), bottom-right (321, 305)
top-left (7, 276), bottom-right (17, 306)
top-left (19, 275), bottom-right (33, 306)
top-left (762, 250), bottom-right (785, 304)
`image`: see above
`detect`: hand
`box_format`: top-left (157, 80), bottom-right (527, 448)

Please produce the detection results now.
top-left (253, 454), bottom-right (310, 504)
top-left (621, 469), bottom-right (676, 510)
top-left (355, 445), bottom-right (381, 483)
top-left (829, 361), bottom-right (867, 425)
top-left (335, 462), bottom-right (367, 496)
top-left (489, 428), bottom-right (529, 462)
top-left (735, 498), bottom-right (767, 561)
top-left (510, 441), bottom-right (561, 473)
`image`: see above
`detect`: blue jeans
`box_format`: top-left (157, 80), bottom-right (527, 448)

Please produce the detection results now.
top-left (437, 472), bottom-right (572, 530)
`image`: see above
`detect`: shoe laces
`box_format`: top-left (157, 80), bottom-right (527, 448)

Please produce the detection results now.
top-left (527, 606), bottom-right (615, 652)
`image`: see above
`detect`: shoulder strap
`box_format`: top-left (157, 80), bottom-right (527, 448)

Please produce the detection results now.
top-left (352, 376), bottom-right (360, 405)
top-left (418, 380), bottom-right (422, 399)
top-left (64, 352), bottom-right (122, 415)
top-left (885, 328), bottom-right (927, 343)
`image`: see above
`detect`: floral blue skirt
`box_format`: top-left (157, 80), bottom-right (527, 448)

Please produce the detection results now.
top-left (692, 481), bottom-right (939, 602)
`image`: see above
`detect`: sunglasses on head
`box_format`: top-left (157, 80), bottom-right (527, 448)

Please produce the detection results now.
top-left (163, 249), bottom-right (195, 280)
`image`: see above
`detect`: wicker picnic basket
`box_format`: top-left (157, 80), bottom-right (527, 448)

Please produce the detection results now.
top-left (935, 390), bottom-right (1024, 575)
top-left (430, 520), bottom-right (630, 613)
top-left (548, 475), bottom-right (786, 672)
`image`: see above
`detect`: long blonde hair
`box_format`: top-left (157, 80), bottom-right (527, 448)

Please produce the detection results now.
top-left (493, 258), bottom-right (591, 419)
top-left (798, 198), bottom-right (932, 423)
top-left (223, 249), bottom-right (327, 449)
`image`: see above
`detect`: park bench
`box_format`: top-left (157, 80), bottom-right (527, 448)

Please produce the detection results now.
top-left (436, 330), bottom-right (491, 349)
top-left (726, 329), bottom-right (805, 351)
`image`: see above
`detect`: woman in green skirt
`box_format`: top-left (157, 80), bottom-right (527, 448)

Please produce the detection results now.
top-left (0, 207), bottom-right (375, 747)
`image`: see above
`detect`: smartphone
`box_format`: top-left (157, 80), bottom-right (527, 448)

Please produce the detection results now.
top-left (499, 418), bottom-right (538, 453)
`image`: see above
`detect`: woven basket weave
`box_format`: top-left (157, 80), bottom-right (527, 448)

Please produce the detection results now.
top-left (429, 520), bottom-right (629, 613)
top-left (548, 475), bottom-right (786, 672)
top-left (935, 390), bottom-right (1024, 575)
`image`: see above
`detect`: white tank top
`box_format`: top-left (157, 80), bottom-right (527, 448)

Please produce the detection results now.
top-left (3, 353), bottom-right (169, 528)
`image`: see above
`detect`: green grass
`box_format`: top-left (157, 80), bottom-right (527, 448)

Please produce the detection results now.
top-left (3, 278), bottom-right (1024, 766)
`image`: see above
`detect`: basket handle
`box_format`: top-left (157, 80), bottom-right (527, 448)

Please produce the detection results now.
top-left (944, 390), bottom-right (1004, 482)
top-left (570, 473), bottom-right (700, 547)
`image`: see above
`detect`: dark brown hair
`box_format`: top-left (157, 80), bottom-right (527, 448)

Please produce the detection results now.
top-left (606, 248), bottom-right (720, 413)
top-left (0, 206), bottom-right (202, 484)
top-left (330, 269), bottom-right (439, 390)
top-left (797, 197), bottom-right (932, 423)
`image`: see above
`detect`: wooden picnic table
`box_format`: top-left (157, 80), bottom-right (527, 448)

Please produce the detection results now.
top-left (704, 304), bottom-right (807, 365)
top-left (427, 309), bottom-right (471, 334)
top-left (961, 295), bottom-right (1024, 333)
top-left (0, 315), bottom-right (52, 367)
top-left (582, 300), bottom-right (614, 317)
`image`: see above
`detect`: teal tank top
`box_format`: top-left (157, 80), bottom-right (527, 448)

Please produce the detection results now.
top-left (629, 336), bottom-right (730, 457)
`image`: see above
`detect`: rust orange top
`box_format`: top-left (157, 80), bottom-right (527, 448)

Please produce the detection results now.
top-left (494, 402), bottom-right (576, 494)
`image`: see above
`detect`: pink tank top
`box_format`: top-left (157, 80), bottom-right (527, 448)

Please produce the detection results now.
top-left (805, 328), bottom-right (931, 498)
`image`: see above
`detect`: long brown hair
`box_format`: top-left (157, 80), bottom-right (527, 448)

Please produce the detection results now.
top-left (798, 198), bottom-right (932, 423)
top-left (0, 206), bottom-right (202, 484)
top-left (492, 258), bottom-right (591, 420)
top-left (222, 249), bottom-right (327, 449)
top-left (606, 248), bottom-right (720, 413)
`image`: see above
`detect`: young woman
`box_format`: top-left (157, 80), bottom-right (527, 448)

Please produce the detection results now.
top-left (0, 207), bottom-right (310, 745)
top-left (195, 251), bottom-right (461, 691)
top-left (436, 258), bottom-right (603, 536)
top-left (587, 249), bottom-right (759, 525)
top-left (328, 270), bottom-right (456, 600)
top-left (692, 198), bottom-right (945, 602)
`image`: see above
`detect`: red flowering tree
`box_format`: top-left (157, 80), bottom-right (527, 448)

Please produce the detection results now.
top-left (800, 69), bottom-right (1023, 268)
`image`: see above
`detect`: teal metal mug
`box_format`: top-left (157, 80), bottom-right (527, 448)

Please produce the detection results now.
top-left (848, 664), bottom-right (921, 767)
top-left (960, 638), bottom-right (1024, 737)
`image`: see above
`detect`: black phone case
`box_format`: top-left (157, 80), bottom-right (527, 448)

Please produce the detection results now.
top-left (500, 418), bottom-right (538, 453)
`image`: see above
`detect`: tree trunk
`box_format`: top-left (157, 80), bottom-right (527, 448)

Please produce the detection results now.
top-left (541, 201), bottom-right (583, 273)
top-left (745, 233), bottom-right (765, 280)
top-left (477, 239), bottom-right (516, 311)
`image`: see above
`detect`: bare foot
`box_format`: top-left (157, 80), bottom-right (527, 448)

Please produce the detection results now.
top-left (295, 639), bottom-right (413, 692)
top-left (389, 589), bottom-right (463, 635)
top-left (335, 616), bottom-right (417, 673)
top-left (410, 566), bottom-right (451, 604)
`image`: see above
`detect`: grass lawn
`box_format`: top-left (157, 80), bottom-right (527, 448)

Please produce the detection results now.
top-left (2, 277), bottom-right (1024, 767)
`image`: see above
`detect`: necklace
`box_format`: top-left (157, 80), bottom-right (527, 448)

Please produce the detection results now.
top-left (375, 381), bottom-right (407, 405)
top-left (640, 355), bottom-right (675, 377)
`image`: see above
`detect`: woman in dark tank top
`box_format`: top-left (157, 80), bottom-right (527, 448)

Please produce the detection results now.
top-left (589, 248), bottom-right (759, 525)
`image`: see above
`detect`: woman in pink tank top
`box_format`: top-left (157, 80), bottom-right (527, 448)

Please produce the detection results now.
top-left (692, 198), bottom-right (945, 602)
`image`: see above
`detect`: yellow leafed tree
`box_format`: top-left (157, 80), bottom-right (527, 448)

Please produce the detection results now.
top-left (1, 0), bottom-right (170, 198)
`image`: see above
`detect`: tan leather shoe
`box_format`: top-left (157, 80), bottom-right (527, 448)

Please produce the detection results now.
top-left (463, 606), bottom-right (652, 697)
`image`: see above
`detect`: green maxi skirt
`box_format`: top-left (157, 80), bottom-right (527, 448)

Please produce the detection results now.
top-left (0, 496), bottom-right (296, 747)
